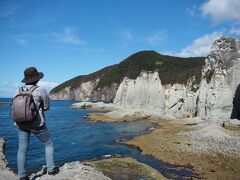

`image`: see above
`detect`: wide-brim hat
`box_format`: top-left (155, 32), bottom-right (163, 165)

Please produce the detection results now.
top-left (21, 67), bottom-right (44, 83)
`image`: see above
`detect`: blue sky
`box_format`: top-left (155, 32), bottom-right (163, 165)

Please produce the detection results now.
top-left (1, 0), bottom-right (240, 97)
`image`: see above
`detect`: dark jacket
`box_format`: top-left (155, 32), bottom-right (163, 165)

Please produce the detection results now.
top-left (230, 84), bottom-right (240, 120)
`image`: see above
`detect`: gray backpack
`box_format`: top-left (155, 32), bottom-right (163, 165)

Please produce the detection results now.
top-left (11, 86), bottom-right (39, 123)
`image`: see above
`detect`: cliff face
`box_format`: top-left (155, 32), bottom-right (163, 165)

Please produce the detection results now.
top-left (164, 82), bottom-right (197, 118)
top-left (197, 37), bottom-right (240, 121)
top-left (113, 37), bottom-right (240, 121)
top-left (50, 81), bottom-right (118, 101)
top-left (49, 65), bottom-right (119, 102)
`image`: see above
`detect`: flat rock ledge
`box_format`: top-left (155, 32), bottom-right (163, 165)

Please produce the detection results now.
top-left (84, 157), bottom-right (166, 180)
top-left (30, 161), bottom-right (111, 180)
top-left (0, 138), bottom-right (18, 180)
top-left (71, 102), bottom-right (116, 111)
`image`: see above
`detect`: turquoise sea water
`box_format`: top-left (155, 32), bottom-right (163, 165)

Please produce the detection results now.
top-left (0, 98), bottom-right (198, 179)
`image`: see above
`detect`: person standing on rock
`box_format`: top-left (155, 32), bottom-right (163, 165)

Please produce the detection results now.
top-left (231, 84), bottom-right (240, 120)
top-left (12, 67), bottom-right (59, 180)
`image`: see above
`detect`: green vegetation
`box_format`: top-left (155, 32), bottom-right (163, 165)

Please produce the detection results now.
top-left (50, 65), bottom-right (117, 94)
top-left (50, 50), bottom-right (205, 94)
top-left (203, 69), bottom-right (214, 84)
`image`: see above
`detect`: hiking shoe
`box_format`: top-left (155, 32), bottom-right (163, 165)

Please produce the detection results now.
top-left (48, 166), bottom-right (59, 176)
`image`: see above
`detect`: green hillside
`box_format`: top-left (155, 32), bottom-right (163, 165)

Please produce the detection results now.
top-left (50, 51), bottom-right (205, 94)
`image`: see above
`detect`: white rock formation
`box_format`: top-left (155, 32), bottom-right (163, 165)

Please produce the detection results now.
top-left (197, 37), bottom-right (240, 121)
top-left (164, 83), bottom-right (196, 118)
top-left (113, 73), bottom-right (198, 118)
top-left (114, 71), bottom-right (165, 111)
top-left (71, 101), bottom-right (116, 110)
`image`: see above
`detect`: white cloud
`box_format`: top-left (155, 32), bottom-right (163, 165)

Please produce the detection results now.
top-left (175, 31), bottom-right (223, 57)
top-left (0, 81), bottom-right (20, 97)
top-left (16, 38), bottom-right (27, 45)
top-left (0, 81), bottom-right (58, 97)
top-left (118, 29), bottom-right (133, 49)
top-left (201, 0), bottom-right (240, 23)
top-left (146, 31), bottom-right (167, 45)
top-left (118, 29), bottom-right (167, 48)
top-left (121, 30), bottom-right (132, 41)
top-left (186, 8), bottom-right (195, 16)
top-left (186, 5), bottom-right (198, 16)
top-left (0, 2), bottom-right (18, 18)
top-left (37, 81), bottom-right (59, 93)
top-left (51, 27), bottom-right (85, 45)
top-left (229, 26), bottom-right (240, 35)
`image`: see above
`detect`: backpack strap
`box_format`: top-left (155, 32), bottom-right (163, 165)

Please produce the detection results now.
top-left (28, 85), bottom-right (39, 93)
top-left (19, 85), bottom-right (38, 93)
top-left (29, 85), bottom-right (44, 110)
top-left (19, 86), bottom-right (24, 93)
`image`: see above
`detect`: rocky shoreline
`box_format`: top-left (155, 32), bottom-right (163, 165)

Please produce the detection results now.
top-left (125, 119), bottom-right (240, 179)
top-left (0, 138), bottom-right (110, 180)
top-left (72, 101), bottom-right (240, 179)
top-left (83, 157), bottom-right (165, 180)
top-left (0, 138), bottom-right (166, 179)
top-left (4, 102), bottom-right (240, 179)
